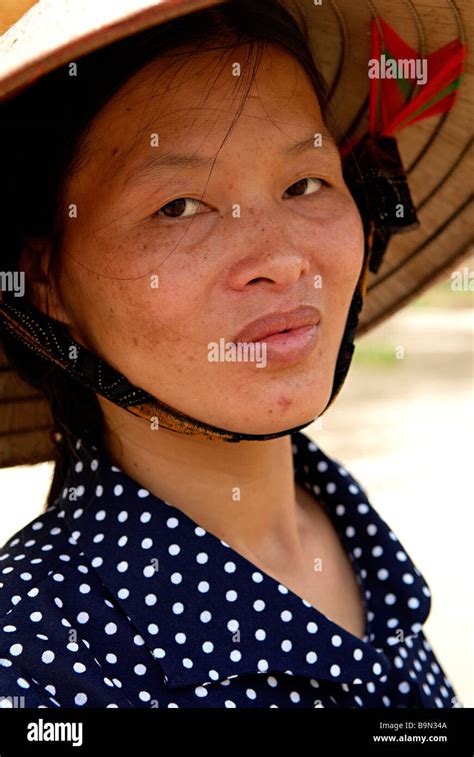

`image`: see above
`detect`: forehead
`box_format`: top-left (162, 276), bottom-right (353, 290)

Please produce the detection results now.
top-left (78, 42), bottom-right (327, 179)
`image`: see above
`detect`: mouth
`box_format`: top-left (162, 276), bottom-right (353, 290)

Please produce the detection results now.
top-left (232, 308), bottom-right (321, 366)
top-left (254, 324), bottom-right (317, 344)
top-left (233, 306), bottom-right (321, 345)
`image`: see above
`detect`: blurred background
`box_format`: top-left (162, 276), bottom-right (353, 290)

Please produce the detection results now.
top-left (1, 256), bottom-right (473, 706)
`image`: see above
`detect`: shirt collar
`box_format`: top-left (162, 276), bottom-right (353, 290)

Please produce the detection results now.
top-left (59, 431), bottom-right (431, 690)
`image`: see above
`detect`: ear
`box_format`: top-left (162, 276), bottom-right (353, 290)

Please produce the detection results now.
top-left (19, 238), bottom-right (70, 325)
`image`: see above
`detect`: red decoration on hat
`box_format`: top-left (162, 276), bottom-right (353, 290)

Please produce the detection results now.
top-left (369, 17), bottom-right (467, 136)
top-left (341, 17), bottom-right (467, 158)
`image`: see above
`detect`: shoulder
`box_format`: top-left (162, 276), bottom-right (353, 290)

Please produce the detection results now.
top-left (0, 501), bottom-right (116, 707)
top-left (0, 504), bottom-right (88, 707)
top-left (0, 502), bottom-right (82, 619)
top-left (0, 499), bottom-right (108, 656)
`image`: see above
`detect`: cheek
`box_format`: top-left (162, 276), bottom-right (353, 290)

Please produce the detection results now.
top-left (321, 199), bottom-right (364, 292)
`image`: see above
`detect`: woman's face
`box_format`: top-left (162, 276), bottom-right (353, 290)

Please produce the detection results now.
top-left (52, 42), bottom-right (364, 435)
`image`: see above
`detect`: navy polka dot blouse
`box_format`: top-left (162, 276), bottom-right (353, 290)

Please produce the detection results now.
top-left (0, 431), bottom-right (460, 708)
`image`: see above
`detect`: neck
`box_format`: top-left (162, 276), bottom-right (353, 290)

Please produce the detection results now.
top-left (98, 395), bottom-right (309, 568)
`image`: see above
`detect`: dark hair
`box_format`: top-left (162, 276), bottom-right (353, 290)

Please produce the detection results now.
top-left (0, 0), bottom-right (329, 511)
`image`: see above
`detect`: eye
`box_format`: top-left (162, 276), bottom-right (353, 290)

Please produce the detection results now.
top-left (283, 177), bottom-right (326, 198)
top-left (154, 197), bottom-right (208, 219)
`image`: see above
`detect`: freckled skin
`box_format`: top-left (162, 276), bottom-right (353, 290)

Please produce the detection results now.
top-left (39, 42), bottom-right (363, 437)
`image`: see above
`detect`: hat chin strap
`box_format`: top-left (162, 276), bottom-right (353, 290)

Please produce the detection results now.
top-left (0, 269), bottom-right (367, 442)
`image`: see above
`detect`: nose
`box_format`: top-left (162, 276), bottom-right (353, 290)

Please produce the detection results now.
top-left (226, 209), bottom-right (312, 292)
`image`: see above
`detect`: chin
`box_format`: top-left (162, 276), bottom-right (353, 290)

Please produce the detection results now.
top-left (221, 401), bottom-right (327, 436)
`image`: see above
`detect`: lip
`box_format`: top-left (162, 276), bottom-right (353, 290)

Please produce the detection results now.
top-left (234, 306), bottom-right (321, 344)
top-left (233, 306), bottom-right (321, 366)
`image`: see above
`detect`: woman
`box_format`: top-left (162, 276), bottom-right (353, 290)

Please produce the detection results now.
top-left (0, 0), bottom-right (469, 708)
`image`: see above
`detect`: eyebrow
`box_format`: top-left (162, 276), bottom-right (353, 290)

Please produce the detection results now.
top-left (125, 130), bottom-right (340, 187)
